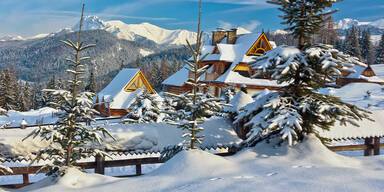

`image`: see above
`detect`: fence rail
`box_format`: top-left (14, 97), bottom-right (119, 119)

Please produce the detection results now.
top-left (0, 152), bottom-right (234, 189)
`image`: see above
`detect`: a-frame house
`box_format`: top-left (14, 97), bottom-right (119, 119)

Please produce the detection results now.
top-left (163, 28), bottom-right (282, 97)
top-left (94, 68), bottom-right (155, 117)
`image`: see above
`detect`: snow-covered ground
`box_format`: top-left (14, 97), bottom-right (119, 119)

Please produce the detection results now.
top-left (5, 135), bottom-right (384, 192)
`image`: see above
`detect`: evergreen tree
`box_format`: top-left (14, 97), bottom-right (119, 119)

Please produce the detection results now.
top-left (47, 75), bottom-right (56, 89)
top-left (122, 91), bottom-right (167, 123)
top-left (268, 0), bottom-right (338, 49)
top-left (163, 0), bottom-right (227, 150)
top-left (344, 26), bottom-right (362, 59)
top-left (236, 0), bottom-right (371, 147)
top-left (85, 70), bottom-right (96, 93)
top-left (360, 28), bottom-right (374, 65)
top-left (375, 33), bottom-right (384, 64)
top-left (24, 5), bottom-right (114, 176)
top-left (0, 108), bottom-right (12, 174)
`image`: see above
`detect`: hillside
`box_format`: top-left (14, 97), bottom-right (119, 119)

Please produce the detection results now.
top-left (0, 29), bottom-right (162, 84)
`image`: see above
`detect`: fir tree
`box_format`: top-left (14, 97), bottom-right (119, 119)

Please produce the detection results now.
top-left (85, 70), bottom-right (96, 93)
top-left (163, 0), bottom-right (227, 150)
top-left (24, 5), bottom-right (114, 176)
top-left (236, 0), bottom-right (371, 147)
top-left (122, 91), bottom-right (167, 123)
top-left (0, 108), bottom-right (12, 174)
top-left (344, 26), bottom-right (362, 59)
top-left (268, 0), bottom-right (338, 49)
top-left (375, 33), bottom-right (384, 64)
top-left (360, 29), bottom-right (374, 65)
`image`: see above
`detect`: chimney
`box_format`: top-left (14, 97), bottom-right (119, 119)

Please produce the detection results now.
top-left (226, 28), bottom-right (237, 44)
top-left (212, 28), bottom-right (227, 45)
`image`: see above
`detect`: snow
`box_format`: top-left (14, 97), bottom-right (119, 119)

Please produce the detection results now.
top-left (215, 70), bottom-right (284, 87)
top-left (224, 91), bottom-right (253, 113)
top-left (0, 35), bottom-right (24, 41)
top-left (316, 83), bottom-right (384, 139)
top-left (10, 135), bottom-right (384, 192)
top-left (0, 117), bottom-right (240, 157)
top-left (162, 67), bottom-right (189, 87)
top-left (73, 16), bottom-right (197, 46)
top-left (337, 18), bottom-right (384, 30)
top-left (0, 107), bottom-right (59, 127)
top-left (139, 49), bottom-right (154, 57)
top-left (97, 68), bottom-right (141, 110)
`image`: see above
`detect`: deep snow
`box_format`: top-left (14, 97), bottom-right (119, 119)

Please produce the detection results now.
top-left (8, 135), bottom-right (384, 192)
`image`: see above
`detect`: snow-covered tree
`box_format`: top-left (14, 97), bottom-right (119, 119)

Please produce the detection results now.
top-left (236, 0), bottom-right (371, 147)
top-left (163, 0), bottom-right (227, 150)
top-left (0, 108), bottom-right (12, 174)
top-left (122, 90), bottom-right (167, 123)
top-left (344, 26), bottom-right (362, 60)
top-left (85, 70), bottom-right (96, 93)
top-left (360, 28), bottom-right (374, 65)
top-left (24, 5), bottom-right (114, 176)
top-left (375, 33), bottom-right (384, 64)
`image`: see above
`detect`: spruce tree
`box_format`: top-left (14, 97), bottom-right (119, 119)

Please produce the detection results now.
top-left (360, 29), bottom-right (374, 65)
top-left (0, 108), bottom-right (12, 174)
top-left (344, 26), bottom-right (362, 59)
top-left (122, 91), bottom-right (167, 123)
top-left (163, 0), bottom-right (227, 150)
top-left (375, 33), bottom-right (384, 64)
top-left (24, 5), bottom-right (114, 176)
top-left (236, 0), bottom-right (371, 146)
top-left (268, 0), bottom-right (338, 49)
top-left (85, 70), bottom-right (96, 93)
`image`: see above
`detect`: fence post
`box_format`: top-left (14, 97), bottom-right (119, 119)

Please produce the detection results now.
top-left (136, 164), bottom-right (142, 175)
top-left (374, 137), bottom-right (381, 155)
top-left (95, 154), bottom-right (105, 175)
top-left (23, 173), bottom-right (29, 185)
top-left (364, 137), bottom-right (373, 156)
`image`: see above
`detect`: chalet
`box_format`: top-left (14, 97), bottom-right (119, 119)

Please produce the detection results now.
top-left (336, 64), bottom-right (384, 86)
top-left (94, 68), bottom-right (155, 117)
top-left (162, 29), bottom-right (284, 97)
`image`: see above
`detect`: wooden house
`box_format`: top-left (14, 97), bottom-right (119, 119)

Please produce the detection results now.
top-left (94, 68), bottom-right (155, 117)
top-left (336, 64), bottom-right (384, 86)
top-left (162, 28), bottom-right (284, 97)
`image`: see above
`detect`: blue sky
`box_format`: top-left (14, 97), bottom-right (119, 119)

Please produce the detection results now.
top-left (0, 0), bottom-right (383, 37)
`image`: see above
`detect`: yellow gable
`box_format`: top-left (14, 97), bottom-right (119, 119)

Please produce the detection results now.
top-left (124, 71), bottom-right (155, 94)
top-left (246, 33), bottom-right (273, 56)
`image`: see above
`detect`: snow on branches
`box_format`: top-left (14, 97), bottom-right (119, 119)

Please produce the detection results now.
top-left (23, 5), bottom-right (114, 176)
top-left (237, 45), bottom-right (371, 147)
top-left (122, 90), bottom-right (167, 123)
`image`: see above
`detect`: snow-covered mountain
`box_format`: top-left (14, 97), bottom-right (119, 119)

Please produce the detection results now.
top-left (0, 35), bottom-right (25, 41)
top-left (72, 16), bottom-right (197, 46)
top-left (337, 18), bottom-right (384, 30)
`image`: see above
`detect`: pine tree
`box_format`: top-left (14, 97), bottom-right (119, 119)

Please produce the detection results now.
top-left (236, 0), bottom-right (371, 147)
top-left (163, 0), bottom-right (227, 150)
top-left (268, 0), bottom-right (338, 49)
top-left (375, 33), bottom-right (384, 64)
top-left (344, 26), bottom-right (362, 59)
top-left (360, 28), bottom-right (374, 65)
top-left (122, 91), bottom-right (167, 123)
top-left (24, 5), bottom-right (114, 176)
top-left (0, 108), bottom-right (12, 174)
top-left (85, 70), bottom-right (96, 93)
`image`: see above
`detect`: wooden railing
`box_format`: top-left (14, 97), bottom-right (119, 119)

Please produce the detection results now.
top-left (327, 137), bottom-right (382, 156)
top-left (0, 152), bottom-right (235, 189)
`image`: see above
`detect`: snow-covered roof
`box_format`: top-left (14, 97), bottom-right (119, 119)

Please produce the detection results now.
top-left (345, 65), bottom-right (384, 83)
top-left (97, 68), bottom-right (142, 109)
top-left (214, 70), bottom-right (285, 87)
top-left (163, 32), bottom-right (279, 88)
top-left (370, 64), bottom-right (384, 78)
top-left (317, 83), bottom-right (384, 139)
top-left (162, 67), bottom-right (189, 87)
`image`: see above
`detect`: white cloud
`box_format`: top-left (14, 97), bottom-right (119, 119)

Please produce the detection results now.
top-left (241, 20), bottom-right (261, 32)
top-left (218, 20), bottom-right (233, 30)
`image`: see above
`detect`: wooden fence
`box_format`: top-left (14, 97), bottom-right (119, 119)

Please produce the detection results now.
top-left (327, 137), bottom-right (382, 156)
top-left (0, 152), bottom-right (235, 189)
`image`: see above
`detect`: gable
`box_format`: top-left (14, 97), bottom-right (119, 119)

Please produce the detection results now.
top-left (124, 71), bottom-right (155, 93)
top-left (246, 33), bottom-right (273, 56)
top-left (362, 66), bottom-right (376, 77)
